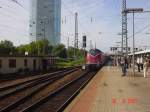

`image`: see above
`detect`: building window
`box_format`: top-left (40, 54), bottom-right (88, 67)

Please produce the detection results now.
top-left (24, 59), bottom-right (28, 67)
top-left (0, 59), bottom-right (2, 68)
top-left (33, 59), bottom-right (36, 70)
top-left (38, 33), bottom-right (42, 36)
top-left (44, 6), bottom-right (47, 8)
top-left (40, 21), bottom-right (43, 24)
top-left (9, 59), bottom-right (16, 68)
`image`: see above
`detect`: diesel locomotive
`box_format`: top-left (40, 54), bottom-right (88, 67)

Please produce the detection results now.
top-left (86, 49), bottom-right (106, 70)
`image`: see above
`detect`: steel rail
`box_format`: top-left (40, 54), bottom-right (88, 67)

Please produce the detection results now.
top-left (56, 72), bottom-right (96, 112)
top-left (0, 68), bottom-right (79, 112)
top-left (21, 71), bottom-right (96, 112)
top-left (0, 66), bottom-right (79, 91)
top-left (0, 68), bottom-right (78, 100)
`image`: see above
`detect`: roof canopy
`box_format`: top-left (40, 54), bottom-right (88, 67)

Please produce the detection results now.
top-left (128, 49), bottom-right (150, 56)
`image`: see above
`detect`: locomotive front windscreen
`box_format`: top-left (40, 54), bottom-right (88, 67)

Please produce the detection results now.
top-left (89, 49), bottom-right (102, 56)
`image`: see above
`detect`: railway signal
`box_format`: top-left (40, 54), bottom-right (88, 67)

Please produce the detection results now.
top-left (82, 35), bottom-right (87, 70)
top-left (82, 35), bottom-right (86, 48)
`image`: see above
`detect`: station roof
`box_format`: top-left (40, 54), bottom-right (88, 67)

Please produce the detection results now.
top-left (128, 49), bottom-right (150, 56)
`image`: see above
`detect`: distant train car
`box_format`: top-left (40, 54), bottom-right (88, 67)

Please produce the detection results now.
top-left (86, 49), bottom-right (106, 70)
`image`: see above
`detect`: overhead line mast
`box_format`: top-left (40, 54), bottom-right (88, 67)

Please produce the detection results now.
top-left (122, 0), bottom-right (128, 56)
top-left (74, 12), bottom-right (78, 58)
top-left (75, 12), bottom-right (78, 49)
top-left (11, 0), bottom-right (24, 8)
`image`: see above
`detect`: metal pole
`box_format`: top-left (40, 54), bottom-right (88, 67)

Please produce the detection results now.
top-left (126, 14), bottom-right (128, 57)
top-left (133, 11), bottom-right (135, 76)
top-left (38, 43), bottom-right (40, 56)
top-left (76, 13), bottom-right (78, 49)
top-left (68, 37), bottom-right (69, 49)
top-left (44, 19), bottom-right (46, 40)
top-left (43, 17), bottom-right (47, 55)
top-left (90, 40), bottom-right (92, 49)
top-left (122, 0), bottom-right (128, 56)
top-left (74, 12), bottom-right (78, 59)
top-left (84, 47), bottom-right (86, 65)
top-left (82, 47), bottom-right (86, 70)
top-left (121, 31), bottom-right (123, 55)
top-left (43, 19), bottom-right (46, 55)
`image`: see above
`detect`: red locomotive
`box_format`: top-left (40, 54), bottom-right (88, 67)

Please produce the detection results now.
top-left (86, 49), bottom-right (106, 70)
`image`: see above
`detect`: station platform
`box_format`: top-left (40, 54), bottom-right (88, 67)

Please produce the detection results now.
top-left (64, 66), bottom-right (150, 112)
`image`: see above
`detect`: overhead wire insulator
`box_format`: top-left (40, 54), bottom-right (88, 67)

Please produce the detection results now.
top-left (91, 17), bottom-right (93, 23)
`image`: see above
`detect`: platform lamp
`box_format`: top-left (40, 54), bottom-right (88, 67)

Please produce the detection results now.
top-left (124, 8), bottom-right (144, 76)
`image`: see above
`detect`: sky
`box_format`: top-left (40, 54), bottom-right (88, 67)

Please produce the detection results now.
top-left (0, 0), bottom-right (150, 53)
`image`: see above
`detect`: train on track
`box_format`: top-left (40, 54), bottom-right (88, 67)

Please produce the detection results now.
top-left (86, 48), bottom-right (107, 70)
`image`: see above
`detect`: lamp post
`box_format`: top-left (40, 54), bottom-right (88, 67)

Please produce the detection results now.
top-left (124, 8), bottom-right (143, 76)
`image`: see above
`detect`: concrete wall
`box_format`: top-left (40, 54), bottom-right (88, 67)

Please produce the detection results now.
top-left (0, 56), bottom-right (55, 74)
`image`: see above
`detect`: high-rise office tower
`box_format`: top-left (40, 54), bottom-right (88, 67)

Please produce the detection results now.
top-left (29, 0), bottom-right (61, 45)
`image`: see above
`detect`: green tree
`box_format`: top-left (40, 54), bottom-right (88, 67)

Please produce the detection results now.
top-left (0, 39), bottom-right (85, 58)
top-left (0, 40), bottom-right (15, 54)
top-left (67, 47), bottom-right (85, 59)
top-left (16, 44), bottom-right (29, 55)
top-left (47, 45), bottom-right (53, 55)
top-left (52, 44), bottom-right (67, 58)
top-left (67, 47), bottom-right (74, 58)
top-left (36, 39), bottom-right (49, 55)
top-left (29, 41), bottom-right (38, 55)
top-left (77, 48), bottom-right (86, 58)
top-left (16, 39), bottom-right (50, 56)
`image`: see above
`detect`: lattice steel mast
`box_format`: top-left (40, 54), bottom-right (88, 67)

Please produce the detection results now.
top-left (122, 0), bottom-right (128, 56)
top-left (75, 12), bottom-right (78, 49)
top-left (74, 12), bottom-right (78, 58)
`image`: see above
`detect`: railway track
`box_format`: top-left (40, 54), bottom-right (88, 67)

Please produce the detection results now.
top-left (0, 67), bottom-right (81, 111)
top-left (0, 67), bottom-right (79, 91)
top-left (0, 66), bottom-right (97, 112)
top-left (0, 68), bottom-right (66, 85)
top-left (22, 71), bottom-right (97, 112)
top-left (0, 67), bottom-right (80, 92)
top-left (0, 68), bottom-right (78, 100)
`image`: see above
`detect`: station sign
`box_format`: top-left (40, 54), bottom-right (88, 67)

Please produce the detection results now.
top-left (110, 47), bottom-right (117, 51)
top-left (125, 8), bottom-right (143, 13)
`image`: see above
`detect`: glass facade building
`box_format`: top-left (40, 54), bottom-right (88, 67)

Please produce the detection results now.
top-left (29, 0), bottom-right (61, 45)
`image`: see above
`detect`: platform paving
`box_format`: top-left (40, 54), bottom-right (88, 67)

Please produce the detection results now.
top-left (64, 66), bottom-right (150, 112)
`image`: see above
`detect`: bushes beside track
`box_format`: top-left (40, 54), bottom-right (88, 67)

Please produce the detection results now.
top-left (56, 58), bottom-right (85, 68)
